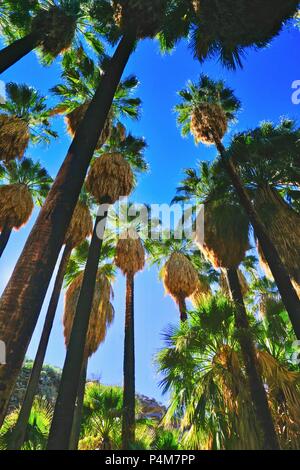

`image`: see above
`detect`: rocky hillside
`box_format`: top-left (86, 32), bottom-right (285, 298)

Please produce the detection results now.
top-left (9, 360), bottom-right (166, 421)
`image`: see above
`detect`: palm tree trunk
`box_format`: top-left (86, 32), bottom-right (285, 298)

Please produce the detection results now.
top-left (0, 32), bottom-right (42, 74)
top-left (225, 268), bottom-right (280, 450)
top-left (0, 225), bottom-right (12, 258)
top-left (122, 273), bottom-right (136, 450)
top-left (69, 359), bottom-right (87, 451)
top-left (0, 33), bottom-right (136, 427)
top-left (178, 296), bottom-right (187, 322)
top-left (7, 244), bottom-right (72, 450)
top-left (47, 209), bottom-right (109, 450)
top-left (214, 137), bottom-right (300, 339)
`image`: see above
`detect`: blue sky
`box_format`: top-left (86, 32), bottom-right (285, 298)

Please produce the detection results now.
top-left (0, 23), bottom-right (299, 405)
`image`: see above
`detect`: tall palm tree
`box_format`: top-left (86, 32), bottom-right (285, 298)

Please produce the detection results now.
top-left (175, 161), bottom-right (279, 449)
top-left (63, 241), bottom-right (115, 450)
top-left (50, 47), bottom-right (141, 145)
top-left (175, 75), bottom-right (300, 339)
top-left (47, 131), bottom-right (147, 449)
top-left (0, 81), bottom-right (57, 163)
top-left (0, 0), bottom-right (92, 73)
top-left (7, 191), bottom-right (93, 450)
top-left (157, 295), bottom-right (300, 450)
top-left (114, 227), bottom-right (145, 449)
top-left (0, 158), bottom-right (52, 257)
top-left (228, 120), bottom-right (300, 298)
top-left (146, 235), bottom-right (202, 323)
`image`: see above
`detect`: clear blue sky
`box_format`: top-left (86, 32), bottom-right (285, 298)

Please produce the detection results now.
top-left (0, 23), bottom-right (299, 405)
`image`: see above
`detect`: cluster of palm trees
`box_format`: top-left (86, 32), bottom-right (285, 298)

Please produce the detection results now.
top-left (0, 0), bottom-right (299, 451)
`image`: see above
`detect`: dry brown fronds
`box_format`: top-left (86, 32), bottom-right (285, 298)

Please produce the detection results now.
top-left (64, 201), bottom-right (93, 248)
top-left (255, 186), bottom-right (300, 298)
top-left (257, 349), bottom-right (300, 449)
top-left (0, 115), bottom-right (29, 162)
top-left (195, 201), bottom-right (249, 269)
top-left (115, 229), bottom-right (145, 275)
top-left (32, 6), bottom-right (77, 57)
top-left (163, 253), bottom-right (199, 305)
top-left (220, 269), bottom-right (248, 298)
top-left (65, 102), bottom-right (112, 148)
top-left (0, 184), bottom-right (33, 230)
top-left (86, 152), bottom-right (134, 204)
top-left (63, 271), bottom-right (114, 359)
top-left (191, 103), bottom-right (227, 145)
top-left (189, 275), bottom-right (211, 307)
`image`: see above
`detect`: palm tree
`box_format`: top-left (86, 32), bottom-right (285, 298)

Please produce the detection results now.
top-left (0, 398), bottom-right (53, 450)
top-left (0, 81), bottom-right (57, 163)
top-left (0, 0), bottom-right (91, 73)
top-left (50, 47), bottom-right (141, 146)
top-left (228, 120), bottom-right (300, 299)
top-left (0, 157), bottom-right (52, 257)
top-left (175, 161), bottom-right (279, 449)
top-left (47, 130), bottom-right (148, 449)
top-left (114, 227), bottom-right (145, 449)
top-left (78, 382), bottom-right (148, 450)
top-left (146, 235), bottom-right (202, 323)
top-left (7, 191), bottom-right (93, 450)
top-left (190, 0), bottom-right (299, 68)
top-left (175, 75), bottom-right (300, 339)
top-left (157, 295), bottom-right (300, 450)
top-left (79, 383), bottom-right (124, 450)
top-left (63, 242), bottom-right (115, 450)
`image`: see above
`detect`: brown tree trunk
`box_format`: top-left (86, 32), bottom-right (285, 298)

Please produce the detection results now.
top-left (7, 244), bottom-right (72, 450)
top-left (215, 137), bottom-right (300, 339)
top-left (0, 32), bottom-right (42, 74)
top-left (47, 209), bottom-right (109, 450)
top-left (0, 225), bottom-right (12, 258)
top-left (122, 274), bottom-right (135, 450)
top-left (0, 33), bottom-right (136, 427)
top-left (178, 296), bottom-right (187, 323)
top-left (225, 268), bottom-right (280, 450)
top-left (69, 359), bottom-right (87, 451)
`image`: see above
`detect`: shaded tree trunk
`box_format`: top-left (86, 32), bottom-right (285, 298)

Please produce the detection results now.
top-left (69, 359), bottom-right (87, 451)
top-left (225, 268), bottom-right (280, 450)
top-left (122, 274), bottom-right (136, 450)
top-left (178, 296), bottom-right (187, 323)
top-left (0, 33), bottom-right (136, 427)
top-left (47, 209), bottom-right (109, 450)
top-left (0, 225), bottom-right (12, 258)
top-left (0, 32), bottom-right (41, 74)
top-left (7, 244), bottom-right (72, 450)
top-left (215, 137), bottom-right (300, 339)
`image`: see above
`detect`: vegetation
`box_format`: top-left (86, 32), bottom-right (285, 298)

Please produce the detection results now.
top-left (0, 0), bottom-right (299, 452)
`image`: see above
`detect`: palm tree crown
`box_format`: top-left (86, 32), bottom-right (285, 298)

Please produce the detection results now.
top-left (0, 157), bottom-right (52, 231)
top-left (0, 82), bottom-right (56, 162)
top-left (175, 75), bottom-right (241, 145)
